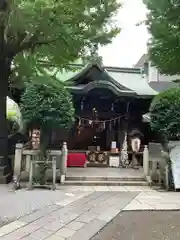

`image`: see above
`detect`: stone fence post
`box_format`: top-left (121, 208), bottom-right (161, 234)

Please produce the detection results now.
top-left (52, 157), bottom-right (56, 190)
top-left (25, 155), bottom-right (31, 172)
top-left (60, 142), bottom-right (68, 183)
top-left (143, 145), bottom-right (149, 177)
top-left (13, 143), bottom-right (23, 189)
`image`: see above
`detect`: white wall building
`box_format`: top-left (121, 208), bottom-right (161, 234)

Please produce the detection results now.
top-left (135, 54), bottom-right (179, 92)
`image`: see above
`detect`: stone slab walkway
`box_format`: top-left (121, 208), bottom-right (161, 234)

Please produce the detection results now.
top-left (0, 185), bottom-right (180, 240)
top-left (0, 189), bottom-right (137, 240)
top-left (124, 191), bottom-right (180, 210)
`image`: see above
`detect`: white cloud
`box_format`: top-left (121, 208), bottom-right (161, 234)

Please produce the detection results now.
top-left (99, 0), bottom-right (149, 67)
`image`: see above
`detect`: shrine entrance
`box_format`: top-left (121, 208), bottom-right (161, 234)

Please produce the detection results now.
top-left (67, 86), bottom-right (153, 167)
top-left (49, 63), bottom-right (158, 168)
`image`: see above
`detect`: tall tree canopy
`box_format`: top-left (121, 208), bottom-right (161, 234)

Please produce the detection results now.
top-left (0, 0), bottom-right (121, 171)
top-left (144, 0), bottom-right (180, 75)
top-left (3, 0), bottom-right (120, 86)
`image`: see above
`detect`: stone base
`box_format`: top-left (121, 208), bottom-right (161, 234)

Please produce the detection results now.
top-left (60, 174), bottom-right (65, 183)
top-left (86, 163), bottom-right (108, 167)
top-left (0, 166), bottom-right (12, 184)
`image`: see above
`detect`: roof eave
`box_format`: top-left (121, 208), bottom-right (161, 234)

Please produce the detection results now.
top-left (66, 80), bottom-right (137, 97)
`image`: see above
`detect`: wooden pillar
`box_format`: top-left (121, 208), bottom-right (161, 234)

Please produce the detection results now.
top-left (117, 117), bottom-right (121, 150)
top-left (106, 123), bottom-right (111, 149)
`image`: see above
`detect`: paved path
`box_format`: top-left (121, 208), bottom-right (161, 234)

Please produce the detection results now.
top-left (92, 211), bottom-right (180, 240)
top-left (0, 185), bottom-right (180, 239)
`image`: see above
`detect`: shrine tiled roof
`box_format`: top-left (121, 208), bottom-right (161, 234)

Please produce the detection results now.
top-left (46, 63), bottom-right (158, 97)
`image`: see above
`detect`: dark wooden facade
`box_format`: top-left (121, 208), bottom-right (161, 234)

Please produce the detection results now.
top-left (49, 64), bottom-right (157, 152)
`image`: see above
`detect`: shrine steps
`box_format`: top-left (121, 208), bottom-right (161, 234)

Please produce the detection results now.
top-left (64, 177), bottom-right (148, 186)
top-left (63, 180), bottom-right (148, 186)
top-left (65, 176), bottom-right (145, 181)
top-left (64, 167), bottom-right (148, 186)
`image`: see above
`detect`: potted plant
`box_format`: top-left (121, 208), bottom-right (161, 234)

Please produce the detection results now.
top-left (149, 88), bottom-right (180, 189)
top-left (20, 78), bottom-right (74, 187)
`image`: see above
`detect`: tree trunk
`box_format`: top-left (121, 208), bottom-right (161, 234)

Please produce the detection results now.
top-left (0, 58), bottom-right (11, 182)
top-left (38, 128), bottom-right (49, 185)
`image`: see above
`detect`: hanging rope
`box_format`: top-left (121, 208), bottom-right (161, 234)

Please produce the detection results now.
top-left (76, 114), bottom-right (124, 124)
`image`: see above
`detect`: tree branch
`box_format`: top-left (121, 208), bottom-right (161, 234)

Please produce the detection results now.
top-left (17, 35), bottom-right (58, 53)
top-left (13, 25), bottom-right (69, 55)
top-left (0, 0), bottom-right (8, 57)
top-left (0, 26), bottom-right (5, 57)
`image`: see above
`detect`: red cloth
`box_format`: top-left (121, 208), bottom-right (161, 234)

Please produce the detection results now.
top-left (67, 153), bottom-right (87, 167)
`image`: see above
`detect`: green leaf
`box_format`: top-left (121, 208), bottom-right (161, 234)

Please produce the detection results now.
top-left (20, 78), bottom-right (75, 129)
top-left (4, 0), bottom-right (121, 92)
top-left (150, 88), bottom-right (180, 140)
top-left (144, 0), bottom-right (180, 75)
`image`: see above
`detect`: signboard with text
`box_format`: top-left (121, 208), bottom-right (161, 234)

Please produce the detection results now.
top-left (170, 145), bottom-right (180, 190)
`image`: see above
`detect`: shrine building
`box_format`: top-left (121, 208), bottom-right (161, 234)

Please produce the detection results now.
top-left (50, 63), bottom-right (158, 167)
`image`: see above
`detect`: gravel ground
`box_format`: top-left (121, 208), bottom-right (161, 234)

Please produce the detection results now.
top-left (92, 211), bottom-right (180, 240)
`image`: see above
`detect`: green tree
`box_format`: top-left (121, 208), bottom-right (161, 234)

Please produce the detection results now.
top-left (144, 0), bottom-right (180, 75)
top-left (149, 88), bottom-right (178, 190)
top-left (20, 80), bottom-right (74, 184)
top-left (150, 88), bottom-right (180, 141)
top-left (0, 0), bottom-right (121, 171)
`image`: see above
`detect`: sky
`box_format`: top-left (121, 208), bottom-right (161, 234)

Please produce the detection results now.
top-left (98, 0), bottom-right (149, 67)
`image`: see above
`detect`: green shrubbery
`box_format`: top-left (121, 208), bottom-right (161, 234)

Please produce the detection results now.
top-left (20, 79), bottom-right (75, 184)
top-left (20, 80), bottom-right (75, 130)
top-left (150, 88), bottom-right (180, 189)
top-left (150, 88), bottom-right (180, 141)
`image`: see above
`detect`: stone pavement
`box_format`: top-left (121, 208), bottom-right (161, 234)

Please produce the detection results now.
top-left (123, 190), bottom-right (180, 210)
top-left (92, 211), bottom-right (180, 240)
top-left (0, 185), bottom-right (180, 240)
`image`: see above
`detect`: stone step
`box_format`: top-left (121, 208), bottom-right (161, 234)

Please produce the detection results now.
top-left (64, 180), bottom-right (148, 186)
top-left (66, 176), bottom-right (145, 182)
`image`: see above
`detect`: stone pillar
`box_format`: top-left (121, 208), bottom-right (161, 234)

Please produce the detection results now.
top-left (52, 156), bottom-right (56, 190)
top-left (25, 155), bottom-right (31, 172)
top-left (60, 142), bottom-right (68, 183)
top-left (165, 165), bottom-right (169, 191)
top-left (143, 145), bottom-right (149, 177)
top-left (28, 159), bottom-right (33, 190)
top-left (13, 143), bottom-right (23, 189)
top-left (131, 153), bottom-right (139, 169)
